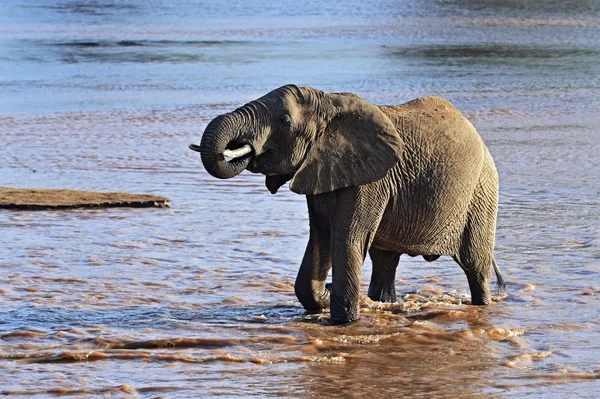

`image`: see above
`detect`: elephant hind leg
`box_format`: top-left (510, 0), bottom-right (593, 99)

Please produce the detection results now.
top-left (457, 255), bottom-right (504, 303)
top-left (368, 248), bottom-right (401, 303)
top-left (455, 157), bottom-right (499, 306)
top-left (454, 254), bottom-right (492, 305)
top-left (453, 216), bottom-right (495, 306)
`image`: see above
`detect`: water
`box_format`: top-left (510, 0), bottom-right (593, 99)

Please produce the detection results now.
top-left (1, 1), bottom-right (599, 397)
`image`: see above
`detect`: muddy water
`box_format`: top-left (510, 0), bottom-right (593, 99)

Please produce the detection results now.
top-left (1, 1), bottom-right (599, 397)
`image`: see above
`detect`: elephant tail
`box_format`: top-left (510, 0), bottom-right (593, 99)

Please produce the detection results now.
top-left (492, 257), bottom-right (506, 294)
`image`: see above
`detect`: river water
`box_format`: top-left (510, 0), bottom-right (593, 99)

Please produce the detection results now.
top-left (0, 1), bottom-right (599, 397)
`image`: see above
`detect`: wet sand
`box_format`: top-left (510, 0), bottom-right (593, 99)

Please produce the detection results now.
top-left (1, 1), bottom-right (599, 397)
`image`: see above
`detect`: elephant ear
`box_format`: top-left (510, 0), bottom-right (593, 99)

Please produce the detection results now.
top-left (289, 93), bottom-right (404, 195)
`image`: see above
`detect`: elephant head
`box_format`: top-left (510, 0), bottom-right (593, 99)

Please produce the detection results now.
top-left (189, 85), bottom-right (405, 195)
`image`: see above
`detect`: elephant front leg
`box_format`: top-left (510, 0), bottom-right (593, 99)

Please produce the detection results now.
top-left (294, 234), bottom-right (331, 313)
top-left (368, 248), bottom-right (400, 303)
top-left (328, 188), bottom-right (386, 324)
top-left (329, 239), bottom-right (368, 324)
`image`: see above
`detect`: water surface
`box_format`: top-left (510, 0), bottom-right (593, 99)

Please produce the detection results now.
top-left (1, 1), bottom-right (599, 397)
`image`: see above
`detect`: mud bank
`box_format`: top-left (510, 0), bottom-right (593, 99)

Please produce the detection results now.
top-left (0, 188), bottom-right (169, 210)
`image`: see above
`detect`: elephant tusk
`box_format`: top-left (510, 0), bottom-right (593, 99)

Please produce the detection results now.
top-left (223, 144), bottom-right (252, 159)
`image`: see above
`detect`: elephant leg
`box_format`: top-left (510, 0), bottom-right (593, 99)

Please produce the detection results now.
top-left (453, 158), bottom-right (499, 306)
top-left (294, 222), bottom-right (331, 313)
top-left (453, 220), bottom-right (495, 305)
top-left (368, 248), bottom-right (400, 303)
top-left (330, 237), bottom-right (371, 324)
top-left (329, 188), bottom-right (385, 324)
top-left (454, 257), bottom-right (491, 305)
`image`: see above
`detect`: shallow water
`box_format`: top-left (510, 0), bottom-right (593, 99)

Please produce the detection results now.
top-left (1, 1), bottom-right (599, 397)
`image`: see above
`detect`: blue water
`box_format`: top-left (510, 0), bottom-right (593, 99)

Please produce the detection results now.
top-left (1, 1), bottom-right (599, 397)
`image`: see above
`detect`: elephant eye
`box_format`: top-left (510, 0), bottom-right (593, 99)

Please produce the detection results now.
top-left (279, 114), bottom-right (292, 127)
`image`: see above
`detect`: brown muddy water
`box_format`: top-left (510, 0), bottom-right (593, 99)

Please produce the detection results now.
top-left (1, 1), bottom-right (599, 397)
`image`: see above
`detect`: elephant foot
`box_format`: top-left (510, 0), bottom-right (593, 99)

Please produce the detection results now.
top-left (295, 283), bottom-right (330, 312)
top-left (319, 316), bottom-right (360, 326)
top-left (367, 280), bottom-right (397, 303)
top-left (369, 290), bottom-right (397, 303)
top-left (329, 293), bottom-right (360, 325)
top-left (469, 281), bottom-right (492, 305)
top-left (320, 284), bottom-right (361, 324)
top-left (454, 256), bottom-right (492, 307)
top-left (470, 293), bottom-right (492, 306)
top-left (467, 276), bottom-right (492, 306)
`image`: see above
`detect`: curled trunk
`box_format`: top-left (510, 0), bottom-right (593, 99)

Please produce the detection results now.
top-left (196, 114), bottom-right (252, 179)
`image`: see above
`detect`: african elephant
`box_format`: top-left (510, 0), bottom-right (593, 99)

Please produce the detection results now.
top-left (189, 85), bottom-right (504, 324)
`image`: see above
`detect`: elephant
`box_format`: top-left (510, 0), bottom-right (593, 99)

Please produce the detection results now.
top-left (189, 84), bottom-right (505, 324)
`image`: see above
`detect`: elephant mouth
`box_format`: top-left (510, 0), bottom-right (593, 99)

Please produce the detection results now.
top-left (247, 147), bottom-right (276, 174)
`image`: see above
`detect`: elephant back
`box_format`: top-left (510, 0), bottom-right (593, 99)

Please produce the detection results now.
top-left (375, 97), bottom-right (493, 253)
top-left (380, 96), bottom-right (485, 156)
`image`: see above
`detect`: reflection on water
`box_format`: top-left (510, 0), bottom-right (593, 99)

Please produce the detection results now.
top-left (1, 0), bottom-right (599, 397)
top-left (390, 44), bottom-right (600, 63)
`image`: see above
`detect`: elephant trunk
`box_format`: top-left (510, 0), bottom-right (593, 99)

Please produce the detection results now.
top-left (190, 114), bottom-right (254, 179)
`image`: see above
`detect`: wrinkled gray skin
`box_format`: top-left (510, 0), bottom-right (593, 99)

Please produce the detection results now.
top-left (191, 85), bottom-right (504, 324)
